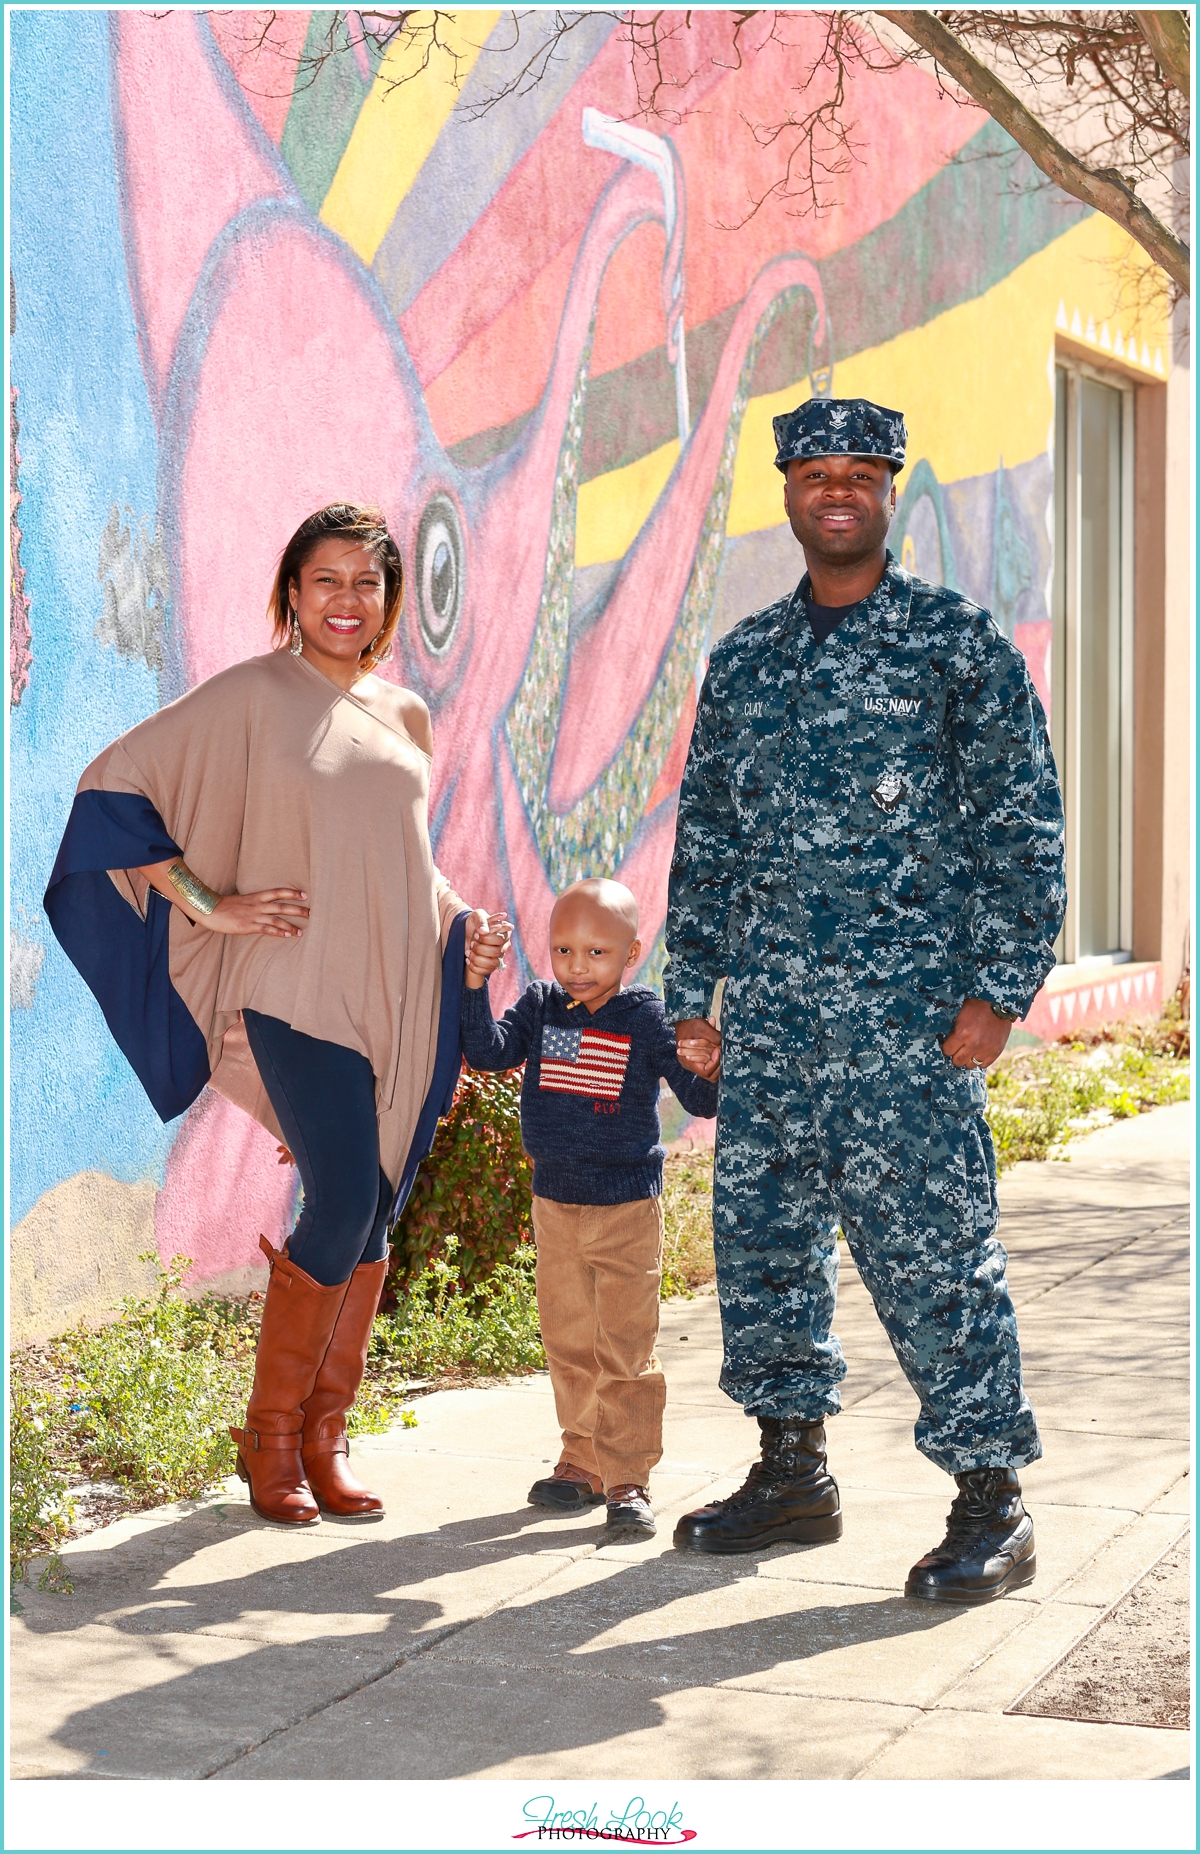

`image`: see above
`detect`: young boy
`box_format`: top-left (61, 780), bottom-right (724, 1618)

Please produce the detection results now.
top-left (461, 879), bottom-right (719, 1540)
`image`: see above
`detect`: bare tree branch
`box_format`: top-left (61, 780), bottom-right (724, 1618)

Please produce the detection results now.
top-left (206, 7), bottom-right (1189, 299)
top-left (1137, 8), bottom-right (1191, 100)
top-left (935, 10), bottom-right (1188, 174)
top-left (456, 10), bottom-right (631, 119)
top-left (202, 8), bottom-right (470, 102)
top-left (879, 9), bottom-right (1190, 294)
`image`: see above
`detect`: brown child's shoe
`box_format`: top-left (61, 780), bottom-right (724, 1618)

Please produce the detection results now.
top-left (528, 1460), bottom-right (606, 1510)
top-left (605, 1485), bottom-right (656, 1539)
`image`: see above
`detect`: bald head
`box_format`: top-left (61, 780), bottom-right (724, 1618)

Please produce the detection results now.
top-left (548, 879), bottom-right (642, 1011)
top-left (551, 877), bottom-right (639, 937)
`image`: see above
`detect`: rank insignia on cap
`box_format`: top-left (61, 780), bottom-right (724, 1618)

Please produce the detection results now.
top-left (773, 397), bottom-right (907, 473)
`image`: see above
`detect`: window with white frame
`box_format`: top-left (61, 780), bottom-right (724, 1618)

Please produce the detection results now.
top-left (1051, 358), bottom-right (1134, 963)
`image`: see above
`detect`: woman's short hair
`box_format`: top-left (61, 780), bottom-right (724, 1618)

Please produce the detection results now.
top-left (269, 504), bottom-right (403, 672)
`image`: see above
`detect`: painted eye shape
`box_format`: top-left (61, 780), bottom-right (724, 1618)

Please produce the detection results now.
top-left (416, 495), bottom-right (464, 657)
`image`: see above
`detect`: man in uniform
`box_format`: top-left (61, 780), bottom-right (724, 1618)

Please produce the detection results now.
top-left (665, 397), bottom-right (1066, 1602)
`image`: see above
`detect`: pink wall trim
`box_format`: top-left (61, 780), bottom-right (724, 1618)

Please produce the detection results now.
top-left (1020, 963), bottom-right (1163, 1041)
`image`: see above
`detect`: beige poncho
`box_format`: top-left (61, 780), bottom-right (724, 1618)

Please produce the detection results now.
top-left (70, 651), bottom-right (468, 1185)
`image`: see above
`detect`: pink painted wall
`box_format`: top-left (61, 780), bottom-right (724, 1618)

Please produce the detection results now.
top-left (13, 10), bottom-right (1102, 1294)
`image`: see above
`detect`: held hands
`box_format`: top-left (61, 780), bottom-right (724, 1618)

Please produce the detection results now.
top-left (674, 1000), bottom-right (1008, 1080)
top-left (941, 998), bottom-right (1012, 1070)
top-left (465, 910), bottom-right (514, 989)
top-left (675, 1016), bottom-right (722, 1081)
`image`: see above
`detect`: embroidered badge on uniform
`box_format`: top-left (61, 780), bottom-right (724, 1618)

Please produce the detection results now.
top-left (540, 1025), bottom-right (632, 1100)
top-left (870, 772), bottom-right (906, 813)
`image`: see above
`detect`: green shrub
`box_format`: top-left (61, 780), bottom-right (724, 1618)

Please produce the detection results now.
top-left (9, 1256), bottom-right (423, 1555)
top-left (1067, 995), bottom-right (1190, 1063)
top-left (985, 1036), bottom-right (1190, 1171)
top-left (372, 1237), bottom-right (544, 1378)
top-left (59, 1257), bottom-right (254, 1503)
top-left (346, 1377), bottom-right (417, 1438)
top-left (388, 1066), bottom-right (533, 1295)
top-left (9, 1376), bottom-right (75, 1589)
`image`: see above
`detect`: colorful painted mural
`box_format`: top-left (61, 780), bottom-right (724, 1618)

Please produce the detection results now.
top-left (8, 8), bottom-right (1171, 1334)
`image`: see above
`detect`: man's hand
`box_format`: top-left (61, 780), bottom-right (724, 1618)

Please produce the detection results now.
top-left (465, 910), bottom-right (513, 989)
top-left (941, 998), bottom-right (1013, 1070)
top-left (675, 1015), bottom-right (722, 1081)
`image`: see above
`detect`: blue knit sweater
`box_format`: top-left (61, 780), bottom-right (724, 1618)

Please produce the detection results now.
top-left (460, 980), bottom-right (719, 1205)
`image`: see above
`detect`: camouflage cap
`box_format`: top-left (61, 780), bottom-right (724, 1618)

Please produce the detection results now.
top-left (773, 396), bottom-right (907, 473)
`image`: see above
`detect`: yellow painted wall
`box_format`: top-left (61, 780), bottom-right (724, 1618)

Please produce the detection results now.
top-left (575, 214), bottom-right (1170, 564)
top-left (729, 214), bottom-right (1168, 538)
top-left (576, 439), bottom-right (681, 570)
top-left (320, 9), bottom-right (502, 263)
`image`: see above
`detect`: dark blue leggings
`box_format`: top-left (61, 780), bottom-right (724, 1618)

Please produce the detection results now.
top-left (243, 1010), bottom-right (392, 1288)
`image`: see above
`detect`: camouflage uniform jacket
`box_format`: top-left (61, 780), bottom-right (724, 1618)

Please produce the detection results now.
top-left (664, 554), bottom-right (1066, 1046)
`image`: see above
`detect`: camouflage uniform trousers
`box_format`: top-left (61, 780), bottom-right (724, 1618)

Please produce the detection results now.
top-left (712, 1027), bottom-right (1041, 1475)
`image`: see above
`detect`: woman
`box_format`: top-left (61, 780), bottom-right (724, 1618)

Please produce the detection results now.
top-left (46, 504), bottom-right (492, 1527)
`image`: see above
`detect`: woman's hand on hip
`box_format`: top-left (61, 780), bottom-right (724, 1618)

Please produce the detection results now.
top-left (138, 858), bottom-right (308, 935)
top-left (207, 889), bottom-right (310, 937)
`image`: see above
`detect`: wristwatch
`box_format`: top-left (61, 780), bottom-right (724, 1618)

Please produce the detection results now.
top-left (989, 1003), bottom-right (1021, 1023)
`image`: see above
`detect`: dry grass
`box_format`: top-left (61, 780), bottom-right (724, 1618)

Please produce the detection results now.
top-left (661, 1147), bottom-right (717, 1296)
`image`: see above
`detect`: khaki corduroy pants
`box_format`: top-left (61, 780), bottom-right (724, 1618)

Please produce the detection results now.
top-left (531, 1195), bottom-right (666, 1491)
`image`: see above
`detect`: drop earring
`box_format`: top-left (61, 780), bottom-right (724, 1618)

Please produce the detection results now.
top-left (290, 611), bottom-right (303, 657)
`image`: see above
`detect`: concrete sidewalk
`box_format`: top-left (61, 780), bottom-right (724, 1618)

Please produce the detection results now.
top-left (10, 1105), bottom-right (1192, 1782)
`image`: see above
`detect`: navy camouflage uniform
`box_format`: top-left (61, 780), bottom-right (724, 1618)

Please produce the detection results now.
top-left (664, 400), bottom-right (1066, 1475)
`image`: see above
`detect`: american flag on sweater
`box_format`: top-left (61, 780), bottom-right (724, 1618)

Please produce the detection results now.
top-left (539, 1024), bottom-right (632, 1100)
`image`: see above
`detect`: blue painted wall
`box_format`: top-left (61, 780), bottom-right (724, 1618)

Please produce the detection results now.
top-left (9, 11), bottom-right (180, 1226)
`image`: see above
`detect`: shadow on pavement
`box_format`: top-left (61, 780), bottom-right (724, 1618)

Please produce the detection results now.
top-left (18, 1498), bottom-right (965, 1778)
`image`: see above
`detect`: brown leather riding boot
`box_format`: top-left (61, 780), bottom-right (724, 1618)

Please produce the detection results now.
top-left (301, 1256), bottom-right (388, 1519)
top-left (230, 1236), bottom-right (348, 1526)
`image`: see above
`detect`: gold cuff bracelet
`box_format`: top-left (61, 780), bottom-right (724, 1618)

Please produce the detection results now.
top-left (166, 859), bottom-right (220, 917)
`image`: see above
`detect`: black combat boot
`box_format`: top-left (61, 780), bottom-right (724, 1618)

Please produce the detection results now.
top-left (905, 1467), bottom-right (1036, 1604)
top-left (673, 1417), bottom-right (842, 1554)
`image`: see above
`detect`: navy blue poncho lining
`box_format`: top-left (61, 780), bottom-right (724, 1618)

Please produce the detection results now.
top-left (44, 788), bottom-right (465, 1222)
